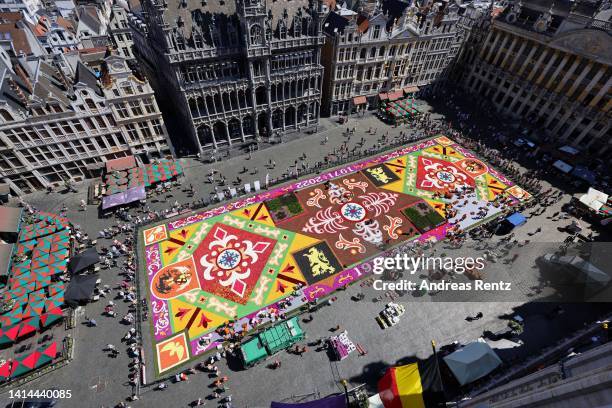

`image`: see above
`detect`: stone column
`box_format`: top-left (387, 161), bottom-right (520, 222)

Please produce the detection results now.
top-left (491, 34), bottom-right (510, 66)
top-left (534, 50), bottom-right (558, 85)
top-left (572, 115), bottom-right (597, 146)
top-left (506, 39), bottom-right (527, 73)
top-left (483, 30), bottom-right (502, 63)
top-left (543, 54), bottom-right (570, 90)
top-left (553, 56), bottom-right (581, 94)
top-left (515, 44), bottom-right (538, 77)
top-left (551, 100), bottom-right (577, 135)
top-left (525, 47), bottom-right (550, 82)
top-left (584, 74), bottom-right (611, 107)
top-left (225, 122), bottom-right (232, 146)
top-left (585, 121), bottom-right (610, 149)
top-left (566, 62), bottom-right (594, 100)
top-left (576, 66), bottom-right (606, 103)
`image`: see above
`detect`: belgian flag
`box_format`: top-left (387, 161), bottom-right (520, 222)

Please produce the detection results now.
top-left (375, 353), bottom-right (445, 408)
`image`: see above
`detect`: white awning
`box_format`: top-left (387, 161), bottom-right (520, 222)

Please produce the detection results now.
top-left (579, 194), bottom-right (604, 212)
top-left (587, 187), bottom-right (609, 204)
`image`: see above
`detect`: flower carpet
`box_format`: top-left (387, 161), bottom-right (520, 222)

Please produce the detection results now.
top-left (139, 136), bottom-right (531, 374)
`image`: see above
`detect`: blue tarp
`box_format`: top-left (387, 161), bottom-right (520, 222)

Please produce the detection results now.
top-left (271, 394), bottom-right (347, 408)
top-left (571, 166), bottom-right (597, 184)
top-left (506, 212), bottom-right (526, 227)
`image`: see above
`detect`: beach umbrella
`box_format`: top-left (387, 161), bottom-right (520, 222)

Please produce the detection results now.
top-left (26, 301), bottom-right (45, 316)
top-left (20, 239), bottom-right (37, 250)
top-left (17, 317), bottom-right (39, 338)
top-left (0, 323), bottom-right (21, 344)
top-left (44, 296), bottom-right (64, 309)
top-left (36, 237), bottom-right (53, 251)
top-left (5, 287), bottom-right (26, 300)
top-left (50, 240), bottom-right (70, 253)
top-left (35, 276), bottom-right (51, 291)
top-left (0, 315), bottom-right (21, 328)
top-left (51, 258), bottom-right (68, 271)
top-left (40, 341), bottom-right (58, 359)
top-left (54, 249), bottom-right (70, 261)
top-left (10, 360), bottom-right (33, 378)
top-left (52, 231), bottom-right (70, 242)
top-left (35, 343), bottom-right (57, 367)
top-left (28, 291), bottom-right (46, 303)
top-left (21, 351), bottom-right (41, 369)
top-left (40, 308), bottom-right (63, 327)
top-left (11, 263), bottom-right (30, 276)
top-left (12, 271), bottom-right (33, 283)
top-left (40, 253), bottom-right (58, 265)
top-left (0, 360), bottom-right (11, 380)
top-left (31, 266), bottom-right (51, 277)
top-left (30, 255), bottom-right (48, 269)
top-left (10, 353), bottom-right (39, 378)
top-left (9, 360), bottom-right (31, 378)
top-left (48, 283), bottom-right (65, 297)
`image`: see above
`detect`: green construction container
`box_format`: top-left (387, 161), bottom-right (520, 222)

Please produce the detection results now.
top-left (240, 316), bottom-right (305, 368)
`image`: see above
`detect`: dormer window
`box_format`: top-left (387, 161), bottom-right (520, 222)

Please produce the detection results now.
top-left (250, 24), bottom-right (263, 45)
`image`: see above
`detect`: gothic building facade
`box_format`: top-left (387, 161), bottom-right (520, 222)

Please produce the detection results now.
top-left (133, 0), bottom-right (326, 154)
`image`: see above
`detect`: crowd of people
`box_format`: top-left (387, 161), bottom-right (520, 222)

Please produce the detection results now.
top-left (11, 83), bottom-right (607, 408)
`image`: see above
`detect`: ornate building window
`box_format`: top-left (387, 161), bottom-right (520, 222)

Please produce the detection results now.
top-left (293, 16), bottom-right (301, 36)
top-left (194, 33), bottom-right (203, 48)
top-left (303, 17), bottom-right (311, 36)
top-left (250, 24), bottom-right (263, 45)
top-left (279, 21), bottom-right (287, 39)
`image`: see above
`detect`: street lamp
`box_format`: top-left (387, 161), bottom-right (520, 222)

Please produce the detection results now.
top-left (340, 379), bottom-right (349, 405)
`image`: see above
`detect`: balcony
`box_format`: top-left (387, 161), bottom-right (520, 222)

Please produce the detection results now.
top-left (247, 46), bottom-right (270, 58)
top-left (269, 36), bottom-right (325, 50)
top-left (167, 47), bottom-right (242, 63)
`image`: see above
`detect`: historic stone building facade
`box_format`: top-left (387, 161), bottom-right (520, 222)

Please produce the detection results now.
top-left (109, 3), bottom-right (136, 62)
top-left (132, 0), bottom-right (326, 153)
top-left (0, 55), bottom-right (172, 195)
top-left (321, 0), bottom-right (463, 116)
top-left (459, 0), bottom-right (611, 155)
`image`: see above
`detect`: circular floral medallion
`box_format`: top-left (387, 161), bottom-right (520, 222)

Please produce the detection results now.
top-left (340, 202), bottom-right (367, 222)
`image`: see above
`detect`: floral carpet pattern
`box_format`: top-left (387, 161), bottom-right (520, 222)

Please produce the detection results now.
top-left (140, 136), bottom-right (530, 374)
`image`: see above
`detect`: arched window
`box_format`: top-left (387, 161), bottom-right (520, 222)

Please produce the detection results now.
top-left (379, 46), bottom-right (385, 57)
top-left (0, 109), bottom-right (13, 121)
top-left (279, 21), bottom-right (287, 39)
top-left (360, 48), bottom-right (366, 59)
top-left (250, 24), bottom-right (263, 45)
top-left (293, 17), bottom-right (301, 36)
top-left (369, 47), bottom-right (376, 58)
top-left (303, 17), bottom-right (311, 36)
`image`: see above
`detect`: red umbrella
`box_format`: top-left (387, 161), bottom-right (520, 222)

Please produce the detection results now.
top-left (17, 317), bottom-right (39, 338)
top-left (1, 323), bottom-right (21, 342)
top-left (20, 351), bottom-right (41, 369)
top-left (40, 307), bottom-right (63, 327)
top-left (40, 341), bottom-right (58, 359)
top-left (0, 359), bottom-right (11, 380)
